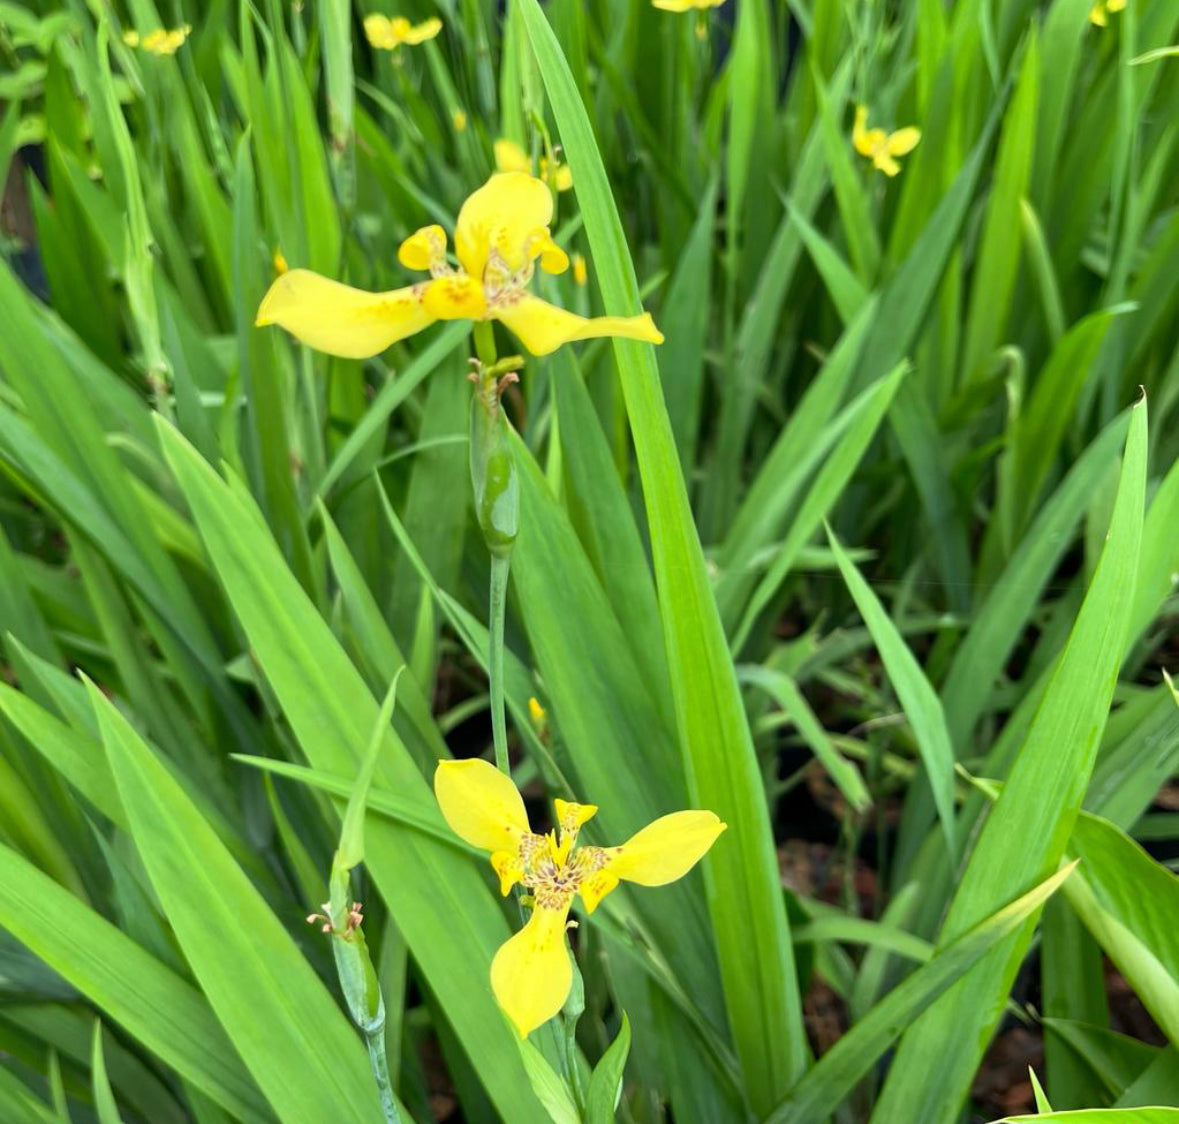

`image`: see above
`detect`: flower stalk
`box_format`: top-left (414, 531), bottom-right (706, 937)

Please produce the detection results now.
top-left (468, 322), bottom-right (521, 777)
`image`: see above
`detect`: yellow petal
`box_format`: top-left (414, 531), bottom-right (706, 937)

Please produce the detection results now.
top-left (572, 253), bottom-right (587, 287)
top-left (1089, 0), bottom-right (1108, 23)
top-left (874, 151), bottom-right (902, 177)
top-left (526, 230), bottom-right (570, 275)
top-left (578, 867), bottom-right (619, 914)
top-left (433, 759), bottom-right (531, 852)
top-left (452, 108), bottom-right (468, 132)
top-left (852, 106), bottom-right (874, 155)
top-left (886, 127), bottom-right (921, 157)
top-left (491, 849), bottom-right (525, 896)
top-left (490, 897), bottom-right (573, 1037)
top-left (455, 172), bottom-right (553, 278)
top-left (494, 294), bottom-right (663, 357)
top-left (494, 139), bottom-right (532, 175)
top-left (554, 799), bottom-right (597, 834)
top-left (255, 269), bottom-right (433, 359)
top-left (652, 0), bottom-right (697, 10)
top-left (363, 15), bottom-right (397, 49)
top-left (402, 17), bottom-right (443, 44)
top-left (1106, 0), bottom-right (1125, 10)
top-left (398, 224), bottom-right (448, 272)
top-left (554, 164), bottom-right (573, 192)
top-left (610, 810), bottom-right (726, 886)
top-left (422, 274), bottom-right (488, 321)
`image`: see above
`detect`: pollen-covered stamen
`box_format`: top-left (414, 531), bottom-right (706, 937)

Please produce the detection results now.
top-left (482, 246), bottom-right (531, 304)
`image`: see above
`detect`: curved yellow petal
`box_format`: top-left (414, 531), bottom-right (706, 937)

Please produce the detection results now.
top-left (554, 799), bottom-right (597, 834)
top-left (610, 810), bottom-right (726, 886)
top-left (255, 269), bottom-right (433, 359)
top-left (455, 172), bottom-right (554, 278)
top-left (490, 897), bottom-right (573, 1037)
top-left (886, 127), bottom-right (921, 157)
top-left (402, 17), bottom-right (443, 44)
top-left (398, 224), bottom-right (448, 272)
top-left (526, 230), bottom-right (570, 275)
top-left (422, 275), bottom-right (488, 321)
top-left (852, 106), bottom-right (873, 155)
top-left (491, 849), bottom-right (525, 896)
top-left (874, 151), bottom-right (902, 177)
top-left (578, 867), bottom-right (619, 914)
top-left (494, 139), bottom-right (532, 175)
top-left (494, 294), bottom-right (663, 357)
top-left (433, 759), bottom-right (530, 852)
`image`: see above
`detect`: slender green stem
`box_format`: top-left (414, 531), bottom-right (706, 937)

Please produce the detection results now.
top-left (365, 1029), bottom-right (402, 1124)
top-left (488, 551), bottom-right (512, 775)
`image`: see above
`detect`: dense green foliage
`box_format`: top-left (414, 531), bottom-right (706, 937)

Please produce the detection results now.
top-left (0, 0), bottom-right (1177, 1122)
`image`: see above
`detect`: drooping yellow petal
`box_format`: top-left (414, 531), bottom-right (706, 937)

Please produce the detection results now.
top-left (401, 17), bottom-right (443, 44)
top-left (490, 897), bottom-right (574, 1037)
top-left (525, 230), bottom-right (570, 275)
top-left (454, 172), bottom-right (554, 278)
top-left (494, 294), bottom-right (663, 357)
top-left (433, 759), bottom-right (531, 853)
top-left (1089, 0), bottom-right (1109, 24)
top-left (852, 106), bottom-right (874, 155)
top-left (255, 269), bottom-right (433, 359)
top-left (873, 151), bottom-right (902, 177)
top-left (886, 127), bottom-right (921, 157)
top-left (494, 139), bottom-right (532, 175)
top-left (610, 810), bottom-right (726, 886)
top-left (398, 224), bottom-right (448, 272)
top-left (423, 274), bottom-right (488, 321)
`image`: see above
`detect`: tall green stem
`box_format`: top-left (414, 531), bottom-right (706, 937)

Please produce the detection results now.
top-left (365, 1030), bottom-right (402, 1124)
top-left (469, 323), bottom-right (520, 777)
top-left (488, 551), bottom-right (512, 775)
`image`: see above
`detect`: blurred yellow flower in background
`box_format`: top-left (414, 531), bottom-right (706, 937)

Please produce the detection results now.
top-left (651, 0), bottom-right (728, 10)
top-left (364, 14), bottom-right (442, 50)
top-left (452, 108), bottom-right (468, 132)
top-left (434, 758), bottom-right (726, 1037)
top-left (1089, 0), bottom-right (1126, 26)
top-left (572, 253), bottom-right (587, 287)
top-left (852, 105), bottom-right (921, 177)
top-left (123, 25), bottom-right (191, 55)
top-left (495, 138), bottom-right (573, 192)
top-left (256, 172), bottom-right (663, 358)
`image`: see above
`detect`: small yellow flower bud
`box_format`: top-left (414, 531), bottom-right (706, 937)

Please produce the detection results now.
top-left (528, 697), bottom-right (546, 725)
top-left (273, 249), bottom-right (289, 275)
top-left (572, 253), bottom-right (587, 287)
top-left (452, 108), bottom-right (468, 132)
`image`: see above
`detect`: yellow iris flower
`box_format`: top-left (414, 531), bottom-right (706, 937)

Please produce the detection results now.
top-left (851, 106), bottom-right (921, 177)
top-left (363, 14), bottom-right (443, 51)
top-left (1089, 0), bottom-right (1126, 26)
top-left (434, 758), bottom-right (726, 1037)
top-left (123, 25), bottom-right (192, 55)
top-left (494, 138), bottom-right (573, 193)
top-left (256, 172), bottom-right (664, 358)
top-left (651, 0), bottom-right (728, 10)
